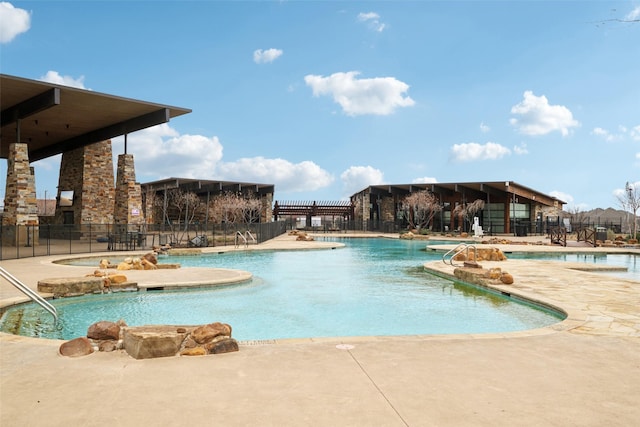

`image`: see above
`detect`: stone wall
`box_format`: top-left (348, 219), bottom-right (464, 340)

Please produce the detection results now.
top-left (2, 143), bottom-right (39, 246)
top-left (380, 196), bottom-right (396, 222)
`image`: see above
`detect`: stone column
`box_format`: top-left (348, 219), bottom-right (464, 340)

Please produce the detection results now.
top-left (2, 143), bottom-right (39, 246)
top-left (55, 140), bottom-right (115, 239)
top-left (114, 154), bottom-right (145, 231)
top-left (261, 192), bottom-right (273, 223)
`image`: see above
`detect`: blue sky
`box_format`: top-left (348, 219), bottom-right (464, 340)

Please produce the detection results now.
top-left (1, 0), bottom-right (639, 211)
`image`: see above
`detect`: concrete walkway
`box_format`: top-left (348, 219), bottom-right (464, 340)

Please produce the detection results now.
top-left (1, 233), bottom-right (639, 426)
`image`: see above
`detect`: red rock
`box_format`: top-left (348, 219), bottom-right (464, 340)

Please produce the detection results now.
top-left (500, 273), bottom-right (514, 285)
top-left (191, 322), bottom-right (232, 344)
top-left (59, 337), bottom-right (94, 357)
top-left (87, 321), bottom-right (121, 340)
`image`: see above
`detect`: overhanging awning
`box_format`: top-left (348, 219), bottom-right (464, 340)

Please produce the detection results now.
top-left (1, 74), bottom-right (191, 161)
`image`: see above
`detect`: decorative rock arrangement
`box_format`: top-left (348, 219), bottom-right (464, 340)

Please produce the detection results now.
top-left (59, 320), bottom-right (239, 359)
top-left (453, 266), bottom-right (515, 287)
top-left (453, 247), bottom-right (507, 262)
top-left (289, 230), bottom-right (314, 241)
top-left (96, 252), bottom-right (158, 271)
top-left (38, 276), bottom-right (108, 298)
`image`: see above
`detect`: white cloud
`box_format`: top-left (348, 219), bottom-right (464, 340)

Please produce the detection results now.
top-left (357, 11), bottom-right (386, 32)
top-left (113, 124), bottom-right (223, 180)
top-left (39, 71), bottom-right (87, 89)
top-left (113, 125), bottom-right (333, 194)
top-left (412, 177), bottom-right (438, 184)
top-left (592, 125), bottom-right (640, 142)
top-left (450, 142), bottom-right (511, 162)
top-left (613, 182), bottom-right (640, 207)
top-left (549, 190), bottom-right (573, 204)
top-left (304, 71), bottom-right (415, 116)
top-left (253, 48), bottom-right (283, 64)
top-left (217, 157), bottom-right (333, 193)
top-left (625, 6), bottom-right (640, 21)
top-left (513, 142), bottom-right (528, 155)
top-left (0, 2), bottom-right (30, 43)
top-left (510, 91), bottom-right (579, 136)
top-left (340, 166), bottom-right (384, 195)
top-left (480, 122), bottom-right (491, 133)
top-left (591, 126), bottom-right (623, 142)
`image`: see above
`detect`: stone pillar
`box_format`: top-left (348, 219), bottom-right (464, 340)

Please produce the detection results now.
top-left (56, 140), bottom-right (115, 224)
top-left (2, 143), bottom-right (39, 246)
top-left (261, 192), bottom-right (273, 223)
top-left (114, 154), bottom-right (145, 230)
top-left (55, 140), bottom-right (115, 239)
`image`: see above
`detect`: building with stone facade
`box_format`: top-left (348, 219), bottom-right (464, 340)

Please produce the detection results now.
top-left (140, 178), bottom-right (275, 226)
top-left (351, 181), bottom-right (565, 235)
top-left (1, 74), bottom-right (190, 246)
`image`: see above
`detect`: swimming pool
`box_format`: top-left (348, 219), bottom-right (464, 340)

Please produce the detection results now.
top-left (1, 238), bottom-right (565, 341)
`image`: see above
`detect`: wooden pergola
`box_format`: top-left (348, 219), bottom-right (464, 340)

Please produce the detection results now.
top-left (273, 200), bottom-right (355, 221)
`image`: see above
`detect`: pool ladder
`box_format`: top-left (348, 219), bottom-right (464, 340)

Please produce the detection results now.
top-left (0, 266), bottom-right (58, 321)
top-left (235, 231), bottom-right (256, 248)
top-left (442, 243), bottom-right (477, 267)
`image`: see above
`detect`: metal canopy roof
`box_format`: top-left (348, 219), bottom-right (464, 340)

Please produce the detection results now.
top-left (0, 74), bottom-right (191, 161)
top-left (361, 181), bottom-right (564, 206)
top-left (141, 177), bottom-right (275, 196)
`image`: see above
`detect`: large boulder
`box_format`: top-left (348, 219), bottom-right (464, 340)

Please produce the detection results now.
top-left (191, 322), bottom-right (232, 344)
top-left (205, 338), bottom-right (239, 354)
top-left (87, 321), bottom-right (121, 341)
top-left (122, 326), bottom-right (190, 360)
top-left (38, 277), bottom-right (105, 297)
top-left (59, 337), bottom-right (94, 357)
top-left (142, 252), bottom-right (158, 265)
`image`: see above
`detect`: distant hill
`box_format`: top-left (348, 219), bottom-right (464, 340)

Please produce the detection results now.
top-left (562, 207), bottom-right (637, 233)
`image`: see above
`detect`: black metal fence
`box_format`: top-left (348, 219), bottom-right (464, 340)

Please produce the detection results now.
top-left (0, 221), bottom-right (287, 261)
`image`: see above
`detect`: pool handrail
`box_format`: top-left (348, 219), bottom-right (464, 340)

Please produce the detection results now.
top-left (0, 266), bottom-right (58, 321)
top-left (442, 243), bottom-right (477, 267)
top-left (235, 231), bottom-right (256, 248)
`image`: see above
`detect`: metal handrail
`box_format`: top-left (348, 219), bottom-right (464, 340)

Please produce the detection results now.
top-left (235, 231), bottom-right (246, 248)
top-left (0, 266), bottom-right (58, 321)
top-left (245, 231), bottom-right (256, 245)
top-left (442, 243), bottom-right (477, 267)
top-left (234, 231), bottom-right (256, 248)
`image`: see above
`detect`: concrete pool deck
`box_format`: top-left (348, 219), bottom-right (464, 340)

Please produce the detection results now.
top-left (1, 233), bottom-right (639, 426)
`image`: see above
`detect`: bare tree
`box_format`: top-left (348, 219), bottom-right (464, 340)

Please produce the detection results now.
top-left (155, 188), bottom-right (205, 245)
top-left (617, 181), bottom-right (640, 238)
top-left (452, 199), bottom-right (485, 231)
top-left (209, 192), bottom-right (262, 226)
top-left (241, 197), bottom-right (263, 225)
top-left (400, 191), bottom-right (442, 231)
top-left (565, 206), bottom-right (587, 231)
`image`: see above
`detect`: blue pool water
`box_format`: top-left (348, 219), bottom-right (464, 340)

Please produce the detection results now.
top-left (2, 238), bottom-right (566, 341)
